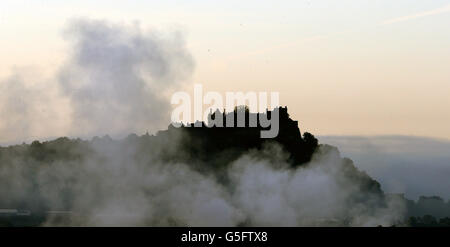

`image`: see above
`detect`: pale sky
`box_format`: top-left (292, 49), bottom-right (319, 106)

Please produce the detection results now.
top-left (1, 0), bottom-right (450, 141)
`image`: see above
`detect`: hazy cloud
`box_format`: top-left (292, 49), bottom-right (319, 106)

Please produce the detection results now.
top-left (319, 136), bottom-right (450, 200)
top-left (0, 19), bottom-right (194, 144)
top-left (0, 68), bottom-right (68, 144)
top-left (59, 19), bottom-right (194, 138)
top-left (382, 4), bottom-right (450, 25)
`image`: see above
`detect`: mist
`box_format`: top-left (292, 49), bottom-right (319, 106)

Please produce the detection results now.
top-left (0, 18), bottom-right (194, 144)
top-left (320, 136), bottom-right (450, 200)
top-left (58, 19), bottom-right (194, 138)
top-left (0, 135), bottom-right (406, 226)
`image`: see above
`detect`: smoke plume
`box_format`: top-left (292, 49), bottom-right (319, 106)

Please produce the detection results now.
top-left (0, 19), bottom-right (194, 144)
top-left (58, 19), bottom-right (194, 137)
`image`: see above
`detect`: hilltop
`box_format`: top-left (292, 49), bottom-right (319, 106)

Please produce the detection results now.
top-left (0, 106), bottom-right (396, 226)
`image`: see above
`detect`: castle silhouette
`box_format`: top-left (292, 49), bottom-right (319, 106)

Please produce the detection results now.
top-left (165, 106), bottom-right (317, 166)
